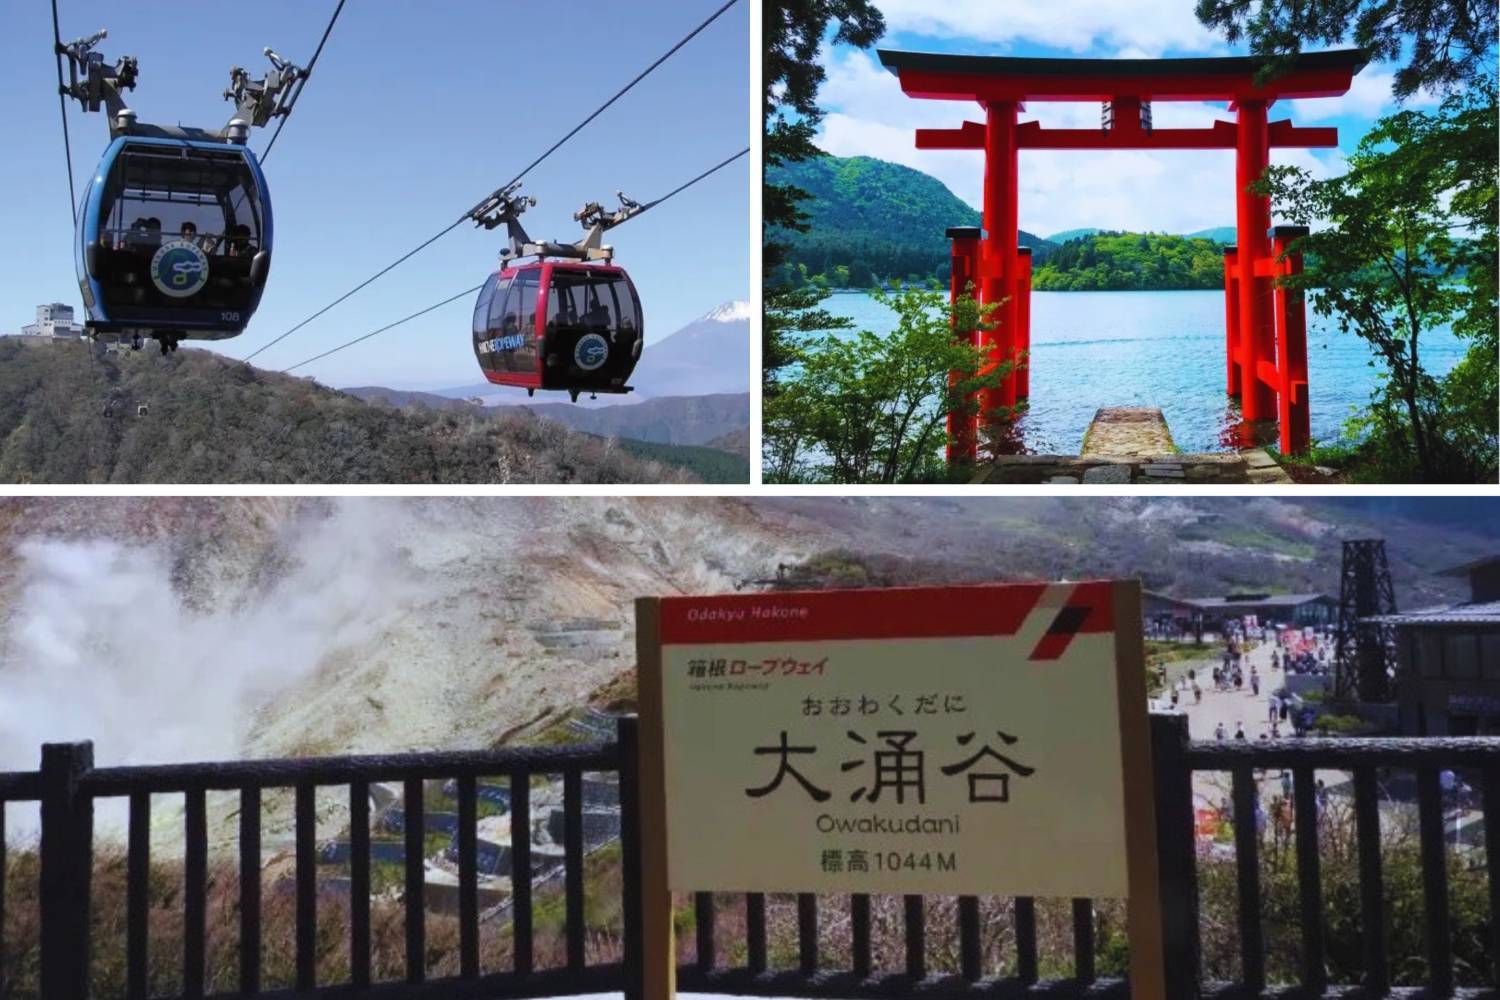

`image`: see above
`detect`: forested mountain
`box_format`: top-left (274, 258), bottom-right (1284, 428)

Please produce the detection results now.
top-left (766, 154), bottom-right (1052, 288)
top-left (767, 155), bottom-right (1237, 292)
top-left (1031, 231), bottom-right (1226, 290)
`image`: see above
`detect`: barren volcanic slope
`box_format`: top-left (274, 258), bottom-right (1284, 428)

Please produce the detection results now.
top-left (0, 496), bottom-right (1492, 778)
top-left (0, 497), bottom-right (827, 773)
top-left (0, 339), bottom-right (701, 484)
top-left (762, 496), bottom-right (1494, 607)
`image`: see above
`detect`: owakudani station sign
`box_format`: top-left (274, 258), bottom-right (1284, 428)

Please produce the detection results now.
top-left (635, 580), bottom-right (1167, 999)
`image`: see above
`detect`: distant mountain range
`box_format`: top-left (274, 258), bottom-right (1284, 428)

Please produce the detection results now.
top-left (1046, 226), bottom-right (1236, 245)
top-left (1183, 226), bottom-right (1237, 244)
top-left (496, 392), bottom-right (749, 450)
top-left (1033, 231), bottom-right (1227, 291)
top-left (1, 495), bottom-right (1492, 773)
top-left (1045, 227), bottom-right (1103, 243)
top-left (625, 301), bottom-right (750, 399)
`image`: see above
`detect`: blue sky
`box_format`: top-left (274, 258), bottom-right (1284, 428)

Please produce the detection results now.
top-left (0, 1), bottom-right (748, 389)
top-left (816, 0), bottom-right (1441, 240)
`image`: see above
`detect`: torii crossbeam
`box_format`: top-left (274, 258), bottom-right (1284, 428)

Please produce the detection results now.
top-left (877, 48), bottom-right (1369, 462)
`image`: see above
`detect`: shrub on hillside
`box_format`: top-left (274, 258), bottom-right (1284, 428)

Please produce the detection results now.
top-left (0, 341), bottom-right (696, 484)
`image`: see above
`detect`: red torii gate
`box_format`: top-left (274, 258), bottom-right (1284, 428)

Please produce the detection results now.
top-left (877, 49), bottom-right (1369, 463)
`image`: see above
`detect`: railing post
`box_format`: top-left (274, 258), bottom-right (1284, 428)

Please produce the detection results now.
top-left (40, 742), bottom-right (93, 1000)
top-left (617, 715), bottom-right (644, 1000)
top-left (1149, 714), bottom-right (1200, 1000)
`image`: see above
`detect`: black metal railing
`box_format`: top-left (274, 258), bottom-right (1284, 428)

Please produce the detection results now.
top-left (1178, 726), bottom-right (1500, 999)
top-left (10, 741), bottom-right (625, 1000)
top-left (1, 715), bottom-right (1496, 999)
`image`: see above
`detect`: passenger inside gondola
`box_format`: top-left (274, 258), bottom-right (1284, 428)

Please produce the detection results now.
top-left (583, 295), bottom-right (610, 331)
top-left (225, 224), bottom-right (253, 257)
top-left (92, 144), bottom-right (265, 316)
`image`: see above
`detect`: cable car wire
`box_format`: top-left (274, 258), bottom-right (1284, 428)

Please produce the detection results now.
top-left (278, 145), bottom-right (748, 374)
top-left (50, 0), bottom-right (78, 227)
top-left (458, 0), bottom-right (740, 225)
top-left (636, 146), bottom-right (747, 215)
top-left (242, 0), bottom-right (739, 364)
top-left (243, 220), bottom-right (467, 363)
top-left (281, 284), bottom-right (482, 373)
top-left (258, 0), bottom-right (346, 164)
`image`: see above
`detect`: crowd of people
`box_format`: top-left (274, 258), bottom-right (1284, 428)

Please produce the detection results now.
top-left (1172, 620), bottom-right (1484, 850)
top-left (1151, 619), bottom-right (1342, 742)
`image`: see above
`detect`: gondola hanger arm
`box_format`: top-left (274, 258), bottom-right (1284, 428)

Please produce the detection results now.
top-left (472, 184), bottom-right (641, 264)
top-left (55, 23), bottom-right (307, 141)
top-left (571, 190), bottom-right (646, 257)
top-left (57, 28), bottom-right (137, 126)
top-left (224, 47), bottom-right (308, 132)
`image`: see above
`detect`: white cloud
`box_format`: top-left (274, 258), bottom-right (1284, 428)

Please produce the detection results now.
top-left (815, 48), bottom-right (1349, 238)
top-left (1285, 63), bottom-right (1442, 122)
top-left (819, 45), bottom-right (966, 126)
top-left (873, 0), bottom-right (1221, 57)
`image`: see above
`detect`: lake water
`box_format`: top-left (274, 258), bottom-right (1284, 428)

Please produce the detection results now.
top-left (824, 289), bottom-right (1469, 454)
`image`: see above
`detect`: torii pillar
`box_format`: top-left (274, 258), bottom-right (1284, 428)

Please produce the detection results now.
top-left (879, 48), bottom-right (1368, 465)
top-left (981, 100), bottom-right (1021, 418)
top-left (1234, 99), bottom-right (1275, 422)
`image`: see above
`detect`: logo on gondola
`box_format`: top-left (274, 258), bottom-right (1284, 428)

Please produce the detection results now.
top-left (574, 333), bottom-right (608, 371)
top-left (480, 332), bottom-right (528, 355)
top-left (150, 240), bottom-right (209, 298)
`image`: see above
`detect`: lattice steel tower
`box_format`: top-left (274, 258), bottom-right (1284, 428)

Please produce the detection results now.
top-left (1334, 538), bottom-right (1398, 700)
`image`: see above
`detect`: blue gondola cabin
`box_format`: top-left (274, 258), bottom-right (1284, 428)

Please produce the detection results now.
top-left (76, 136), bottom-right (273, 344)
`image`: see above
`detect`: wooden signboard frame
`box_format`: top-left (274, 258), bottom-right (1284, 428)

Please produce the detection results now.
top-left (634, 580), bottom-right (1165, 1000)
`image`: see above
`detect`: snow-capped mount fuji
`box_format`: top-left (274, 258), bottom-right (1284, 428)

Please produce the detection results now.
top-left (701, 300), bottom-right (752, 323)
top-left (626, 299), bottom-right (749, 399)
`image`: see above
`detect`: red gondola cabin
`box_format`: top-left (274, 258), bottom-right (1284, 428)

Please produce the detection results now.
top-left (472, 261), bottom-right (642, 401)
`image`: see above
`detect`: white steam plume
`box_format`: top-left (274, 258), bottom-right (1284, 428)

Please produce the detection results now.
top-left (0, 503), bottom-right (418, 774)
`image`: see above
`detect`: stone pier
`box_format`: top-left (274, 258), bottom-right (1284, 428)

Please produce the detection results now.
top-left (1080, 407), bottom-right (1176, 459)
top-left (972, 406), bottom-right (1296, 485)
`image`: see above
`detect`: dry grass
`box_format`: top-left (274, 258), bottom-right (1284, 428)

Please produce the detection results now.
top-left (1, 842), bottom-right (624, 999)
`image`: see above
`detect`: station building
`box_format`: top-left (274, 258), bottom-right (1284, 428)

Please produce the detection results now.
top-left (1144, 589), bottom-right (1337, 635)
top-left (1372, 555), bottom-right (1500, 736)
top-left (19, 302), bottom-right (86, 339)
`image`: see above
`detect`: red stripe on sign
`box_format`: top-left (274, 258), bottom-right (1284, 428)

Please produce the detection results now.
top-left (1070, 580), bottom-right (1116, 632)
top-left (1028, 581), bottom-right (1117, 661)
top-left (659, 583), bottom-right (1056, 645)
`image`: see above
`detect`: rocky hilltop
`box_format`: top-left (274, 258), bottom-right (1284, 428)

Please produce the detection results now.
top-left (0, 338), bottom-right (702, 484)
